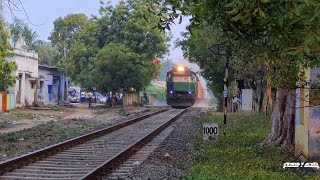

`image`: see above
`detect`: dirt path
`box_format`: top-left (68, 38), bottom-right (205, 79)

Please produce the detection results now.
top-left (62, 103), bottom-right (98, 120)
top-left (0, 104), bottom-right (155, 134)
top-left (0, 117), bottom-right (56, 134)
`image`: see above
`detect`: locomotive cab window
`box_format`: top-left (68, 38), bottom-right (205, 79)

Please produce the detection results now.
top-left (172, 76), bottom-right (191, 82)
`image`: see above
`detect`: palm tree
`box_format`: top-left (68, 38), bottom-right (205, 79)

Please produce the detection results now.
top-left (10, 18), bottom-right (38, 50)
top-left (22, 25), bottom-right (38, 50)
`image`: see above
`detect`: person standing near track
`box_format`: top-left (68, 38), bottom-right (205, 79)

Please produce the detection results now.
top-left (86, 91), bottom-right (92, 107)
top-left (233, 95), bottom-right (240, 112)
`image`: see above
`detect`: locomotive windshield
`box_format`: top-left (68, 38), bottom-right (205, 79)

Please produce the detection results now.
top-left (172, 76), bottom-right (191, 82)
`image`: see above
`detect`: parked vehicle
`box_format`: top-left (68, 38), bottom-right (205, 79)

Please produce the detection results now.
top-left (68, 87), bottom-right (81, 103)
top-left (95, 92), bottom-right (107, 104)
top-left (80, 91), bottom-right (86, 102)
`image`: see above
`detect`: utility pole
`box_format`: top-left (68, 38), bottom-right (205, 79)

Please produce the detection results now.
top-left (223, 50), bottom-right (230, 136)
top-left (209, 43), bottom-right (229, 135)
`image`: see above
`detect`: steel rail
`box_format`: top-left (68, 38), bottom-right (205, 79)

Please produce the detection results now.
top-left (0, 108), bottom-right (169, 175)
top-left (81, 107), bottom-right (189, 180)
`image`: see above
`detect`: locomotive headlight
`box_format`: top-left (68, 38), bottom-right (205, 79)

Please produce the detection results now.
top-left (177, 66), bottom-right (185, 72)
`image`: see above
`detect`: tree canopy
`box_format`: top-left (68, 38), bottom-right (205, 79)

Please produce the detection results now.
top-left (0, 19), bottom-right (17, 91)
top-left (177, 26), bottom-right (234, 110)
top-left (9, 18), bottom-right (38, 49)
top-left (55, 0), bottom-right (170, 92)
top-left (146, 0), bottom-right (320, 149)
top-left (49, 13), bottom-right (89, 58)
top-left (157, 58), bottom-right (175, 81)
top-left (147, 0), bottom-right (320, 87)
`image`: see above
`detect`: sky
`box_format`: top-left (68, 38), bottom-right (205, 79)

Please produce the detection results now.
top-left (3, 0), bottom-right (189, 63)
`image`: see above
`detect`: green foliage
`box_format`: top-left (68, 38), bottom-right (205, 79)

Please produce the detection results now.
top-left (148, 0), bottom-right (320, 88)
top-left (145, 84), bottom-right (166, 101)
top-left (178, 27), bottom-right (234, 109)
top-left (9, 18), bottom-right (38, 49)
top-left (132, 101), bottom-right (143, 107)
top-left (11, 112), bottom-right (40, 120)
top-left (49, 13), bottom-right (89, 58)
top-left (0, 119), bottom-right (104, 159)
top-left (35, 41), bottom-right (59, 66)
top-left (95, 108), bottom-right (108, 114)
top-left (185, 113), bottom-right (319, 179)
top-left (9, 18), bottom-right (24, 45)
top-left (157, 58), bottom-right (175, 81)
top-left (0, 19), bottom-right (17, 91)
top-left (0, 120), bottom-right (9, 128)
top-left (56, 0), bottom-right (170, 93)
top-left (95, 43), bottom-right (153, 92)
top-left (9, 19), bottom-right (57, 66)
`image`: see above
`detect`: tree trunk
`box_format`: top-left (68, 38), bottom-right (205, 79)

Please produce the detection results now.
top-left (216, 96), bottom-right (224, 112)
top-left (251, 79), bottom-right (266, 113)
top-left (257, 80), bottom-right (265, 113)
top-left (260, 84), bottom-right (296, 150)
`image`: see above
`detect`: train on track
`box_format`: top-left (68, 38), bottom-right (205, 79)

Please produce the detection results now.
top-left (166, 66), bottom-right (204, 107)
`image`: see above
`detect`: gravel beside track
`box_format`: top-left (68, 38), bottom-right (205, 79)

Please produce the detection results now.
top-left (126, 107), bottom-right (203, 180)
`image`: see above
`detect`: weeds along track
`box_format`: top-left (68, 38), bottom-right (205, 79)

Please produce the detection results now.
top-left (0, 108), bottom-right (188, 180)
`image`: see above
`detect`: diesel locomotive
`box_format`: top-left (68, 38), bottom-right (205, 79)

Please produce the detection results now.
top-left (166, 66), bottom-right (203, 107)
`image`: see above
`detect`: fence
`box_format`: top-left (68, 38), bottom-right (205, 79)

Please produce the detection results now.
top-left (123, 92), bottom-right (140, 106)
top-left (0, 93), bottom-right (16, 112)
top-left (7, 94), bottom-right (16, 110)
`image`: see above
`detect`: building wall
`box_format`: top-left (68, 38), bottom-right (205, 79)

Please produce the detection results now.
top-left (5, 43), bottom-right (69, 107)
top-left (294, 68), bottom-right (320, 161)
top-left (308, 68), bottom-right (320, 161)
top-left (241, 89), bottom-right (253, 111)
top-left (6, 48), bottom-right (39, 106)
top-left (38, 67), bottom-right (68, 104)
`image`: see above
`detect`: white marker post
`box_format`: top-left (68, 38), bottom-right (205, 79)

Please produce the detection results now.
top-left (203, 123), bottom-right (219, 141)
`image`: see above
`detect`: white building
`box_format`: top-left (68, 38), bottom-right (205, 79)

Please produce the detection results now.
top-left (6, 37), bottom-right (68, 107)
top-left (6, 38), bottom-right (39, 106)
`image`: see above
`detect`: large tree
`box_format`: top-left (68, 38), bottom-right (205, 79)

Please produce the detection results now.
top-left (58, 0), bottom-right (170, 93)
top-left (0, 18), bottom-right (17, 91)
top-left (147, 0), bottom-right (320, 149)
top-left (33, 40), bottom-right (59, 66)
top-left (49, 13), bottom-right (89, 58)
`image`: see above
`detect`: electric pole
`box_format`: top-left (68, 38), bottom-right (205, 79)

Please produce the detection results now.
top-left (209, 43), bottom-right (229, 135)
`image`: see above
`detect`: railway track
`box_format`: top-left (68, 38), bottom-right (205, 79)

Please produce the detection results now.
top-left (0, 108), bottom-right (188, 180)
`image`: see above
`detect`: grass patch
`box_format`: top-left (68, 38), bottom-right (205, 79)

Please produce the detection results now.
top-left (95, 108), bottom-right (108, 115)
top-left (11, 112), bottom-right (40, 120)
top-left (0, 119), bottom-right (104, 160)
top-left (0, 120), bottom-right (9, 128)
top-left (184, 113), bottom-right (320, 180)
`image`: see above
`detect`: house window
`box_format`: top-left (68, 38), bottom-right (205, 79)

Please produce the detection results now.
top-left (40, 82), bottom-right (43, 93)
top-left (31, 82), bottom-right (35, 89)
top-left (48, 85), bottom-right (53, 101)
